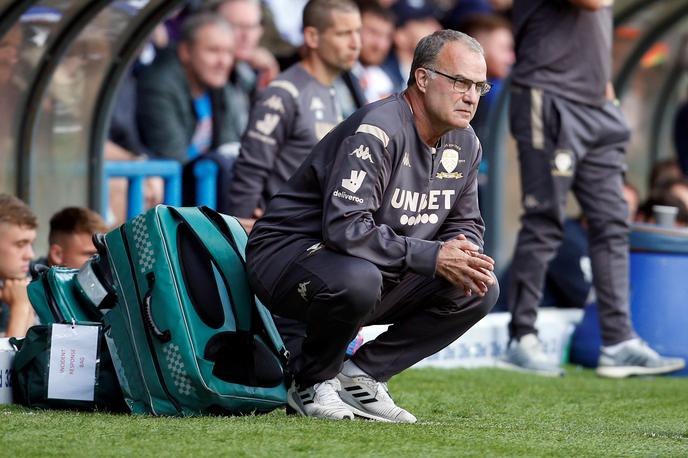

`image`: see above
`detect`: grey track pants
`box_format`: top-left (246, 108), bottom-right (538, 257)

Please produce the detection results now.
top-left (507, 85), bottom-right (635, 346)
top-left (248, 239), bottom-right (499, 387)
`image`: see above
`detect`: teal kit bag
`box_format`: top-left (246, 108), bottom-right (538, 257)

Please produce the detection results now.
top-left (102, 206), bottom-right (288, 416)
top-left (27, 265), bottom-right (106, 325)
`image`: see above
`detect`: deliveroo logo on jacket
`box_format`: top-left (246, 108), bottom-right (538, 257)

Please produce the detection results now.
top-left (342, 170), bottom-right (367, 193)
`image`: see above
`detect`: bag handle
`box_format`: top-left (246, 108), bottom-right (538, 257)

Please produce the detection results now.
top-left (168, 207), bottom-right (252, 333)
top-left (142, 273), bottom-right (171, 343)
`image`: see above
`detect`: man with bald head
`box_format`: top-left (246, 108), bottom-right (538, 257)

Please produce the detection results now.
top-left (247, 30), bottom-right (498, 422)
top-left (213, 0), bottom-right (279, 131)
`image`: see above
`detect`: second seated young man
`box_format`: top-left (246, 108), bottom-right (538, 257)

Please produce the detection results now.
top-left (246, 30), bottom-right (499, 422)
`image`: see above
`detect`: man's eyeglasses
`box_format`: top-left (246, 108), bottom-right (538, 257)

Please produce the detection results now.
top-left (424, 68), bottom-right (492, 96)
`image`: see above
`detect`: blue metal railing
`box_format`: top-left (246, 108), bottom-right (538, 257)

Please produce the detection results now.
top-left (186, 143), bottom-right (240, 210)
top-left (193, 159), bottom-right (220, 209)
top-left (103, 160), bottom-right (182, 219)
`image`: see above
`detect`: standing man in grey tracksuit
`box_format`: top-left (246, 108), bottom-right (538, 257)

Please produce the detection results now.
top-left (227, 0), bottom-right (361, 231)
top-left (247, 30), bottom-right (499, 422)
top-left (502, 0), bottom-right (684, 378)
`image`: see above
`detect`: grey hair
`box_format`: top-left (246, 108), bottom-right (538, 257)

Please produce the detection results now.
top-left (407, 30), bottom-right (484, 87)
top-left (180, 12), bottom-right (233, 45)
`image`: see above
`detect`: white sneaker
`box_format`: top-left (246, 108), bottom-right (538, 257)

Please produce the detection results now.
top-left (287, 378), bottom-right (354, 420)
top-left (336, 373), bottom-right (417, 423)
top-left (596, 339), bottom-right (686, 378)
top-left (498, 333), bottom-right (564, 377)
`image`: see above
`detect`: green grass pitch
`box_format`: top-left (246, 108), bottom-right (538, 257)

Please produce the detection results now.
top-left (2, 367), bottom-right (687, 457)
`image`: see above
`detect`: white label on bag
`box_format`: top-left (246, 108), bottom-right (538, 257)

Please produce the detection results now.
top-left (47, 324), bottom-right (99, 401)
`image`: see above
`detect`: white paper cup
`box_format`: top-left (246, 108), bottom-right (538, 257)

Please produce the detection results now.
top-left (653, 205), bottom-right (679, 228)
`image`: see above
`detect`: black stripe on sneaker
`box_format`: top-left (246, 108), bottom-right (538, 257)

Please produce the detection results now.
top-left (352, 392), bottom-right (369, 398)
top-left (345, 386), bottom-right (363, 392)
top-left (360, 398), bottom-right (377, 404)
top-left (303, 400), bottom-right (314, 405)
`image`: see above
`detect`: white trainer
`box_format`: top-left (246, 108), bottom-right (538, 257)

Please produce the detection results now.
top-left (596, 339), bottom-right (685, 378)
top-left (287, 378), bottom-right (354, 420)
top-left (498, 333), bottom-right (564, 377)
top-left (336, 372), bottom-right (417, 423)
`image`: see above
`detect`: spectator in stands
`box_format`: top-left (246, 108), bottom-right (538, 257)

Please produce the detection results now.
top-left (381, 0), bottom-right (441, 93)
top-left (247, 29), bottom-right (497, 422)
top-left (458, 13), bottom-right (514, 141)
top-left (0, 195), bottom-right (36, 338)
top-left (106, 29), bottom-right (170, 225)
top-left (668, 178), bottom-right (688, 210)
top-left (351, 1), bottom-right (396, 103)
top-left (45, 207), bottom-right (109, 269)
top-left (137, 13), bottom-right (241, 163)
top-left (648, 158), bottom-right (683, 194)
top-left (108, 24), bottom-right (170, 162)
top-left (501, 0), bottom-right (684, 378)
top-left (213, 0), bottom-right (280, 133)
top-left (227, 0), bottom-right (361, 231)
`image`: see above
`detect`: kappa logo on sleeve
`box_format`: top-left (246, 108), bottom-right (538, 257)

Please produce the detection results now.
top-left (402, 152), bottom-right (411, 168)
top-left (306, 242), bottom-right (324, 255)
top-left (255, 113), bottom-right (280, 136)
top-left (341, 170), bottom-right (367, 193)
top-left (350, 145), bottom-right (374, 163)
top-left (262, 95), bottom-right (285, 113)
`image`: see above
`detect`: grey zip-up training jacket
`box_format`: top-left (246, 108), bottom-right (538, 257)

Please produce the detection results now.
top-left (247, 93), bottom-right (485, 281)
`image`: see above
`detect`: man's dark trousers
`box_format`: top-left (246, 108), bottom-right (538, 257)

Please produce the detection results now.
top-left (507, 85), bottom-right (635, 346)
top-left (249, 239), bottom-right (499, 387)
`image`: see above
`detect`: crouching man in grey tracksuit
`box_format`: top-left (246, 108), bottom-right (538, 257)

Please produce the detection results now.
top-left (247, 30), bottom-right (498, 422)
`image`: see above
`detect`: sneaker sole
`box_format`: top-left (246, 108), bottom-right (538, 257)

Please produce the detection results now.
top-left (341, 401), bottom-right (412, 423)
top-left (337, 392), bottom-right (416, 424)
top-left (596, 361), bottom-right (686, 378)
top-left (495, 360), bottom-right (564, 377)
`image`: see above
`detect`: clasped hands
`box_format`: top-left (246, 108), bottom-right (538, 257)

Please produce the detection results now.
top-left (436, 234), bottom-right (496, 297)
